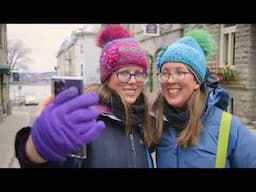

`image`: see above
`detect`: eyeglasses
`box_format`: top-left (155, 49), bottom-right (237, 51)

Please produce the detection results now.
top-left (114, 71), bottom-right (148, 83)
top-left (157, 71), bottom-right (191, 82)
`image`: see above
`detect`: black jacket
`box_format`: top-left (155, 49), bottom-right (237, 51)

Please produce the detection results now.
top-left (15, 113), bottom-right (153, 168)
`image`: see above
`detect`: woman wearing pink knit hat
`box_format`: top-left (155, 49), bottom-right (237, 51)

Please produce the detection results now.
top-left (15, 24), bottom-right (154, 168)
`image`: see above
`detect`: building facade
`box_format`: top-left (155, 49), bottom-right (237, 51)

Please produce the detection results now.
top-left (127, 24), bottom-right (256, 129)
top-left (56, 37), bottom-right (76, 76)
top-left (56, 24), bottom-right (101, 85)
top-left (0, 24), bottom-right (10, 117)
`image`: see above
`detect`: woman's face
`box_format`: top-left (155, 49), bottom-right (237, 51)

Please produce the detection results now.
top-left (159, 62), bottom-right (199, 108)
top-left (108, 65), bottom-right (146, 104)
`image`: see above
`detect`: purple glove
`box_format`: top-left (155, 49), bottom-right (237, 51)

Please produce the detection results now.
top-left (31, 87), bottom-right (105, 161)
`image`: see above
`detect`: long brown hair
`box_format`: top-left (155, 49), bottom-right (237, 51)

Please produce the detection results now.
top-left (84, 82), bottom-right (153, 147)
top-left (152, 88), bottom-right (206, 148)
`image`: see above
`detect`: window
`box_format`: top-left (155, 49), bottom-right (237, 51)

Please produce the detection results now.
top-left (219, 25), bottom-right (236, 66)
top-left (80, 64), bottom-right (83, 76)
top-left (96, 67), bottom-right (100, 74)
top-left (224, 24), bottom-right (236, 27)
top-left (0, 25), bottom-right (2, 49)
top-left (143, 24), bottom-right (160, 36)
top-left (80, 44), bottom-right (83, 54)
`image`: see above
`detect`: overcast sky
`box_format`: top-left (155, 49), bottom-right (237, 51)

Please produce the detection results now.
top-left (7, 24), bottom-right (84, 72)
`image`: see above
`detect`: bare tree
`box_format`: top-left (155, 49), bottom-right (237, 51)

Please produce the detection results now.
top-left (7, 39), bottom-right (32, 72)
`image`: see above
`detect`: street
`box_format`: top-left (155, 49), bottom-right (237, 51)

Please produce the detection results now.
top-left (0, 105), bottom-right (36, 168)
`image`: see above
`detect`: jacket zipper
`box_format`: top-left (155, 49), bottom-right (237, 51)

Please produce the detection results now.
top-left (176, 131), bottom-right (179, 168)
top-left (130, 133), bottom-right (137, 167)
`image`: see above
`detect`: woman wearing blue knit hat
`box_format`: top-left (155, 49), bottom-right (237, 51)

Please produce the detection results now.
top-left (151, 29), bottom-right (256, 168)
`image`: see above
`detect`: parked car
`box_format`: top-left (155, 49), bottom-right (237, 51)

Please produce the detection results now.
top-left (12, 95), bottom-right (25, 106)
top-left (24, 95), bottom-right (38, 106)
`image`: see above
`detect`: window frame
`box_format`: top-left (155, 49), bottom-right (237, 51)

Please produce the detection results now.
top-left (219, 25), bottom-right (236, 66)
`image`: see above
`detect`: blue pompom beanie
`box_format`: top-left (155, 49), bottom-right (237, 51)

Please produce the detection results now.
top-left (156, 29), bottom-right (216, 84)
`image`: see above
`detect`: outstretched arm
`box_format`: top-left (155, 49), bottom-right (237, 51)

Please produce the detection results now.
top-left (21, 87), bottom-right (105, 163)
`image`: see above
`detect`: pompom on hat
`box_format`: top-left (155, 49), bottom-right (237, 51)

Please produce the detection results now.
top-left (96, 24), bottom-right (148, 83)
top-left (156, 29), bottom-right (216, 84)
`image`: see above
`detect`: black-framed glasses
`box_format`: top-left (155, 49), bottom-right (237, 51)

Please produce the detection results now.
top-left (114, 71), bottom-right (148, 83)
top-left (157, 71), bottom-right (191, 82)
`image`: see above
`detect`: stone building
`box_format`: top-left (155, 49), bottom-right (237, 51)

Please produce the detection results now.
top-left (0, 24), bottom-right (10, 117)
top-left (126, 24), bottom-right (256, 129)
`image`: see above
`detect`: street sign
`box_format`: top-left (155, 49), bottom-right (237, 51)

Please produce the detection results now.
top-left (143, 24), bottom-right (160, 36)
top-left (12, 72), bottom-right (20, 82)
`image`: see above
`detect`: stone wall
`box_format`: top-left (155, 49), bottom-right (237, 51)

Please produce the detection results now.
top-left (184, 24), bottom-right (256, 128)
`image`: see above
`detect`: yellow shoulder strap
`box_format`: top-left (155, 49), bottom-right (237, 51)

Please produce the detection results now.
top-left (215, 111), bottom-right (232, 168)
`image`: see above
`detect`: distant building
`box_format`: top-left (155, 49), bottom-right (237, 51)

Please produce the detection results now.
top-left (56, 24), bottom-right (102, 85)
top-left (9, 72), bottom-right (57, 85)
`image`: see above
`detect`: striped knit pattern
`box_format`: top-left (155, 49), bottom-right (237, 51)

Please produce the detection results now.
top-left (156, 36), bottom-right (207, 84)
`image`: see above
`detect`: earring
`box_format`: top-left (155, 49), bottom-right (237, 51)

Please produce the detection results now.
top-left (194, 84), bottom-right (200, 90)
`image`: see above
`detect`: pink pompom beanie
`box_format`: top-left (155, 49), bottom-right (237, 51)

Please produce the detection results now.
top-left (96, 24), bottom-right (148, 83)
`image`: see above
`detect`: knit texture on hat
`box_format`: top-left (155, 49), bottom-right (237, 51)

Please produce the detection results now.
top-left (96, 25), bottom-right (148, 83)
top-left (156, 29), bottom-right (216, 84)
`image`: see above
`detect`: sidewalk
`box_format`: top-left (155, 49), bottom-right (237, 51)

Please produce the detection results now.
top-left (0, 110), bottom-right (30, 168)
top-left (249, 128), bottom-right (256, 136)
